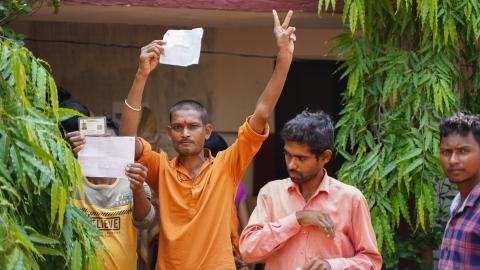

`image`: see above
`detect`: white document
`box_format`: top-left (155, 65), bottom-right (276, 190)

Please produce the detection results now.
top-left (78, 137), bottom-right (135, 178)
top-left (160, 28), bottom-right (204, 67)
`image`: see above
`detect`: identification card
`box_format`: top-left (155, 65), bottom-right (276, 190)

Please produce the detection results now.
top-left (79, 117), bottom-right (106, 136)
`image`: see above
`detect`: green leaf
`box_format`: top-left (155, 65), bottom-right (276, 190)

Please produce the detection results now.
top-left (379, 161), bottom-right (397, 179)
top-left (29, 232), bottom-right (60, 245)
top-left (403, 158), bottom-right (424, 176)
top-left (71, 241), bottom-right (82, 270)
top-left (50, 181), bottom-right (60, 224)
top-left (397, 148), bottom-right (423, 163)
top-left (36, 246), bottom-right (63, 256)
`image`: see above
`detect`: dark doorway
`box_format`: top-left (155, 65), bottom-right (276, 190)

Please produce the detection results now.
top-left (253, 60), bottom-right (346, 195)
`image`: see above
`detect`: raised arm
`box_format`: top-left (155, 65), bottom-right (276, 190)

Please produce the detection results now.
top-left (248, 10), bottom-right (296, 134)
top-left (120, 40), bottom-right (165, 159)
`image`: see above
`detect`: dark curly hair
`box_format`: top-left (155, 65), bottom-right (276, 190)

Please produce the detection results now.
top-left (281, 110), bottom-right (335, 157)
top-left (439, 111), bottom-right (480, 145)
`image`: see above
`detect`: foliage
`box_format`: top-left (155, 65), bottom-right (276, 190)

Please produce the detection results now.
top-left (0, 0), bottom-right (60, 26)
top-left (318, 0), bottom-right (480, 267)
top-left (0, 33), bottom-right (101, 270)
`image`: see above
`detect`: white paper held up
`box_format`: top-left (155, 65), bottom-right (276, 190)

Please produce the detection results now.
top-left (78, 137), bottom-right (135, 178)
top-left (160, 28), bottom-right (204, 67)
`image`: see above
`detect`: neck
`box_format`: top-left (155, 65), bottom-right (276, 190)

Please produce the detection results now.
top-left (457, 177), bottom-right (480, 202)
top-left (299, 170), bottom-right (325, 201)
top-left (87, 177), bottom-right (117, 185)
top-left (178, 150), bottom-right (207, 179)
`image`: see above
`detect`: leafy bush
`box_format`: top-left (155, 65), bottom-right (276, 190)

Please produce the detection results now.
top-left (318, 0), bottom-right (480, 267)
top-left (1, 1), bottom-right (102, 269)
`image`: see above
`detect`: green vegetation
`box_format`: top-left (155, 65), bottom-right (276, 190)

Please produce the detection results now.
top-left (318, 0), bottom-right (480, 267)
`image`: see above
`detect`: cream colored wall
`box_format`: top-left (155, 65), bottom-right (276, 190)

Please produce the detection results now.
top-left (10, 21), bottom-right (342, 195)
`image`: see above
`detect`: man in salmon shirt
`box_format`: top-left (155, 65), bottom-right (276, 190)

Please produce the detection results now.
top-left (119, 10), bottom-right (296, 270)
top-left (239, 110), bottom-right (382, 270)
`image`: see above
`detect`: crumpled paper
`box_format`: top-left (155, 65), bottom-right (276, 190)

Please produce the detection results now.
top-left (160, 28), bottom-right (204, 67)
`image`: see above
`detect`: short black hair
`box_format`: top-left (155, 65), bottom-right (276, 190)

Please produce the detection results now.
top-left (59, 99), bottom-right (90, 134)
top-left (204, 132), bottom-right (228, 157)
top-left (57, 86), bottom-right (72, 103)
top-left (106, 117), bottom-right (119, 136)
top-left (281, 110), bottom-right (335, 157)
top-left (439, 111), bottom-right (480, 145)
top-left (169, 100), bottom-right (209, 124)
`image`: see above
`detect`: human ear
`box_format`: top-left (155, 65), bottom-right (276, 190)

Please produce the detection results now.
top-left (204, 123), bottom-right (213, 140)
top-left (320, 149), bottom-right (333, 164)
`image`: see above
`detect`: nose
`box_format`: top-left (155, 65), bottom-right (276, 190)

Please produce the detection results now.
top-left (287, 158), bottom-right (297, 170)
top-left (449, 152), bottom-right (460, 165)
top-left (181, 126), bottom-right (191, 137)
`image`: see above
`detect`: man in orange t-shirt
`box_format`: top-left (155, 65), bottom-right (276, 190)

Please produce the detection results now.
top-left (120, 10), bottom-right (297, 270)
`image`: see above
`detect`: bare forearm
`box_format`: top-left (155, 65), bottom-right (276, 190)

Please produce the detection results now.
top-left (120, 71), bottom-right (148, 136)
top-left (132, 190), bottom-right (152, 221)
top-left (249, 50), bottom-right (292, 133)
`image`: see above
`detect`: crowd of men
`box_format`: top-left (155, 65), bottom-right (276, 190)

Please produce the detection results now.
top-left (59, 10), bottom-right (480, 270)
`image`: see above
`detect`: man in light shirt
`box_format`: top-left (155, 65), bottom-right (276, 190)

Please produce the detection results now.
top-left (240, 110), bottom-right (382, 270)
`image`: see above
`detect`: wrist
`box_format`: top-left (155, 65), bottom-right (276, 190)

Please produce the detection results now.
top-left (132, 187), bottom-right (145, 197)
top-left (135, 69), bottom-right (149, 80)
top-left (277, 49), bottom-right (292, 59)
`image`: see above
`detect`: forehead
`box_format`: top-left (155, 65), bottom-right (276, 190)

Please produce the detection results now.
top-left (284, 141), bottom-right (314, 155)
top-left (440, 132), bottom-right (479, 148)
top-left (170, 109), bottom-right (203, 124)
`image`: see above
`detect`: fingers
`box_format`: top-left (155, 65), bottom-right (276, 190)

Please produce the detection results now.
top-left (303, 259), bottom-right (329, 270)
top-left (127, 164), bottom-right (146, 192)
top-left (151, 40), bottom-right (166, 46)
top-left (324, 215), bottom-right (335, 238)
top-left (142, 46), bottom-right (164, 60)
top-left (285, 26), bottom-right (296, 36)
top-left (302, 259), bottom-right (314, 270)
top-left (129, 177), bottom-right (143, 192)
top-left (72, 145), bottom-right (84, 156)
top-left (125, 163), bottom-right (148, 181)
top-left (272, 9), bottom-right (280, 27)
top-left (318, 218), bottom-right (335, 238)
top-left (65, 131), bottom-right (82, 139)
top-left (142, 40), bottom-right (166, 50)
top-left (291, 33), bottom-right (297, 42)
top-left (144, 43), bottom-right (165, 54)
top-left (282, 10), bottom-right (293, 28)
top-left (65, 131), bottom-right (86, 154)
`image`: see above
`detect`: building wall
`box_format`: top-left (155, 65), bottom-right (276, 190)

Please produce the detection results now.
top-left (10, 20), bottom-right (342, 194)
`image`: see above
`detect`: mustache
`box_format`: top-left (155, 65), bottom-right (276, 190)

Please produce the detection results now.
top-left (179, 139), bottom-right (194, 144)
top-left (288, 169), bottom-right (302, 175)
top-left (447, 168), bottom-right (464, 173)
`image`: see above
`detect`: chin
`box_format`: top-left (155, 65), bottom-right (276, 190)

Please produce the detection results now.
top-left (290, 177), bottom-right (307, 184)
top-left (448, 175), bottom-right (472, 185)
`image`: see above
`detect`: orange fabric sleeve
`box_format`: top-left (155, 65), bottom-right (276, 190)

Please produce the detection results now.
top-left (218, 117), bottom-right (269, 187)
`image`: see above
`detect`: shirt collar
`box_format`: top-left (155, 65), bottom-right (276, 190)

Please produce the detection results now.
top-left (287, 169), bottom-right (330, 195)
top-left (450, 182), bottom-right (480, 216)
top-left (171, 148), bottom-right (214, 167)
top-left (465, 182), bottom-right (480, 208)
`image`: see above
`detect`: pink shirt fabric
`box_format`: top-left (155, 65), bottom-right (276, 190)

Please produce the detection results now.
top-left (239, 171), bottom-right (382, 270)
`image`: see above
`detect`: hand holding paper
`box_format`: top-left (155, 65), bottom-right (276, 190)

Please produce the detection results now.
top-left (160, 28), bottom-right (204, 67)
top-left (77, 137), bottom-right (135, 178)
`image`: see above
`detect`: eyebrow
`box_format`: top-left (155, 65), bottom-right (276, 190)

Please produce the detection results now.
top-left (440, 145), bottom-right (473, 150)
top-left (283, 149), bottom-right (310, 158)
